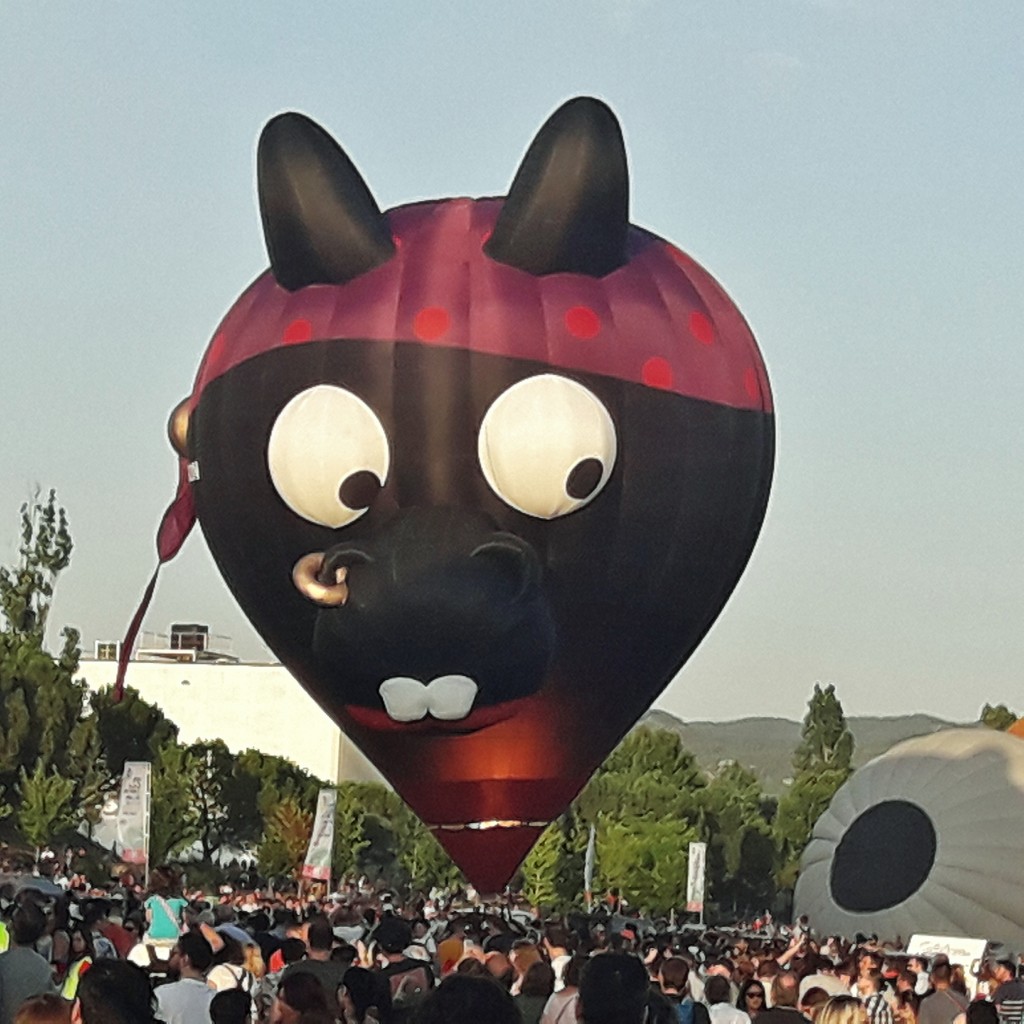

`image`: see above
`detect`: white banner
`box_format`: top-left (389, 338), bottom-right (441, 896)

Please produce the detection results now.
top-left (584, 823), bottom-right (596, 903)
top-left (116, 761), bottom-right (151, 865)
top-left (302, 788), bottom-right (337, 882)
top-left (686, 841), bottom-right (707, 913)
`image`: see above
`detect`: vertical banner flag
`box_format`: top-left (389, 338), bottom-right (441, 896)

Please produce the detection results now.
top-left (686, 841), bottom-right (707, 913)
top-left (584, 823), bottom-right (596, 909)
top-left (302, 788), bottom-right (338, 883)
top-left (116, 761), bottom-right (151, 865)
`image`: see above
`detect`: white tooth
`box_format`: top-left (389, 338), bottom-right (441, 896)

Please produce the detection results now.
top-left (379, 677), bottom-right (429, 722)
top-left (424, 675), bottom-right (478, 721)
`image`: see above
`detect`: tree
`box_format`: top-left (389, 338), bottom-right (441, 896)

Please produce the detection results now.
top-left (259, 795), bottom-right (313, 879)
top-left (520, 810), bottom-right (586, 911)
top-left (332, 784), bottom-right (368, 882)
top-left (17, 759), bottom-right (76, 850)
top-left (148, 740), bottom-right (202, 864)
top-left (702, 762), bottom-right (775, 915)
top-left (0, 492), bottom-right (104, 833)
top-left (980, 703), bottom-right (1017, 731)
top-left (576, 729), bottom-right (707, 912)
top-left (91, 685), bottom-right (179, 784)
top-left (774, 683), bottom-right (854, 890)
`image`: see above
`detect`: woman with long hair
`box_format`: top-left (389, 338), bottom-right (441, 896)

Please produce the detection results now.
top-left (737, 980), bottom-right (768, 1020)
top-left (60, 924), bottom-right (95, 1000)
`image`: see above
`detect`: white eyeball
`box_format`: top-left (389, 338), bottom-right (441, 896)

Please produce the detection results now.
top-left (267, 385), bottom-right (389, 528)
top-left (478, 374), bottom-right (616, 519)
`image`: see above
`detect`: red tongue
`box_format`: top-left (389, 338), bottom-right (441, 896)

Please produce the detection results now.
top-left (432, 825), bottom-right (547, 895)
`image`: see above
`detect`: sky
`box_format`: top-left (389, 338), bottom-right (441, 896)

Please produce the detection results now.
top-left (1, 1), bottom-right (1022, 725)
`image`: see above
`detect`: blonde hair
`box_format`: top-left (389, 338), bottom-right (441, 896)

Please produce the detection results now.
top-left (818, 996), bottom-right (870, 1024)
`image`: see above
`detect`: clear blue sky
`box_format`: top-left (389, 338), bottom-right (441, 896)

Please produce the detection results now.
top-left (2, 1), bottom-right (1022, 723)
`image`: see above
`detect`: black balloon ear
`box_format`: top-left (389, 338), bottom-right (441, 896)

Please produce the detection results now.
top-left (484, 97), bottom-right (629, 278)
top-left (258, 112), bottom-right (395, 291)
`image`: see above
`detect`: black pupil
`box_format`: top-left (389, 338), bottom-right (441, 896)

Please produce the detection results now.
top-left (566, 458), bottom-right (603, 501)
top-left (339, 470), bottom-right (381, 510)
top-left (829, 799), bottom-right (937, 912)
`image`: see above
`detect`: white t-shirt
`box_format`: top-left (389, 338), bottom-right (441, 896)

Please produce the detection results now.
top-left (155, 977), bottom-right (214, 1024)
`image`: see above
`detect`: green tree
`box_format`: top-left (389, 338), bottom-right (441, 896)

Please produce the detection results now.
top-left (576, 729), bottom-right (707, 912)
top-left (17, 759), bottom-right (76, 850)
top-left (259, 795), bottom-right (313, 879)
top-left (774, 683), bottom-right (854, 890)
top-left (701, 761), bottom-right (774, 914)
top-left (149, 740), bottom-right (202, 864)
top-left (0, 492), bottom-right (104, 832)
top-left (91, 685), bottom-right (179, 784)
top-left (332, 784), bottom-right (368, 882)
top-left (520, 810), bottom-right (586, 911)
top-left (980, 703), bottom-right (1017, 731)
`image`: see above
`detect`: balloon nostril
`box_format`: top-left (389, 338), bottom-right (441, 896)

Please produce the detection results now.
top-left (471, 535), bottom-right (542, 602)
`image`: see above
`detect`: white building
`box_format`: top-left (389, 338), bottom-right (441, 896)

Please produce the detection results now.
top-left (80, 625), bottom-right (384, 786)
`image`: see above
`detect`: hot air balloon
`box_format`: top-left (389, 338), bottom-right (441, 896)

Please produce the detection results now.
top-left (124, 96), bottom-right (774, 892)
top-left (795, 728), bottom-right (1024, 948)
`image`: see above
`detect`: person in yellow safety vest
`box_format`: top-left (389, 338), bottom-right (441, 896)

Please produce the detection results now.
top-left (60, 926), bottom-right (94, 1001)
top-left (0, 919), bottom-right (9, 953)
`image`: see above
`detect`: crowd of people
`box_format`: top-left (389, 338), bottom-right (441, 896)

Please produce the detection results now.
top-left (0, 865), bottom-right (1022, 1024)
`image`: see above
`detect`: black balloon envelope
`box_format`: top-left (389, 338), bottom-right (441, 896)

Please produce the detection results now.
top-left (128, 97), bottom-right (774, 891)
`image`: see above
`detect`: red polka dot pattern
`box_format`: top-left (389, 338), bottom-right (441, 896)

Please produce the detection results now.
top-left (414, 306), bottom-right (451, 341)
top-left (642, 357), bottom-right (673, 390)
top-left (565, 306), bottom-right (601, 339)
top-left (689, 311), bottom-right (715, 345)
top-left (284, 319), bottom-right (312, 344)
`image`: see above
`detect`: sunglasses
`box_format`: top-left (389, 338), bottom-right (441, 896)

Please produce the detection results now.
top-left (747, 992), bottom-right (765, 999)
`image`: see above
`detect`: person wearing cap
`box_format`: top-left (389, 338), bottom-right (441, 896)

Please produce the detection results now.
top-left (989, 960), bottom-right (1024, 1024)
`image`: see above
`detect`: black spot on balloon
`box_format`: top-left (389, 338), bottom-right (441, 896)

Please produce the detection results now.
top-left (830, 800), bottom-right (936, 913)
top-left (339, 470), bottom-right (381, 510)
top-left (566, 458), bottom-right (603, 500)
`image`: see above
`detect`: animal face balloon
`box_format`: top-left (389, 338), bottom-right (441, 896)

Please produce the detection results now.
top-left (163, 98), bottom-right (774, 891)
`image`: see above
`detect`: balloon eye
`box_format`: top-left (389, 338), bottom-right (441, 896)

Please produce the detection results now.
top-left (478, 374), bottom-right (616, 519)
top-left (339, 470), bottom-right (382, 510)
top-left (267, 385), bottom-right (390, 528)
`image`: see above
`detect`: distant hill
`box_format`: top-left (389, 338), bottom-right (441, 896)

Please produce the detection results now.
top-left (638, 710), bottom-right (959, 794)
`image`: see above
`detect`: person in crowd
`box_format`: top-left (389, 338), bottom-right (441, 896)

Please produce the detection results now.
top-left (13, 995), bottom-right (70, 1024)
top-left (515, 961), bottom-right (555, 1024)
top-left (757, 972), bottom-right (810, 1024)
top-left (154, 930), bottom-right (215, 1024)
top-left (0, 901), bottom-right (55, 1024)
top-left (372, 917), bottom-right (433, 1022)
top-left (917, 964), bottom-right (969, 1024)
top-left (72, 959), bottom-right (159, 1024)
top-left (339, 965), bottom-right (381, 1024)
top-left (707, 976), bottom-right (752, 1024)
top-left (270, 972), bottom-right (331, 1024)
top-left (988, 961), bottom-right (1024, 1024)
top-left (575, 954), bottom-right (652, 1024)
top-left (800, 988), bottom-right (831, 1022)
top-left (209, 934), bottom-right (259, 999)
top-left (893, 991), bottom-right (919, 1024)
top-left (258, 937), bottom-right (307, 1022)
top-left (281, 916), bottom-right (347, 1007)
top-left (658, 957), bottom-right (708, 1024)
top-left (59, 925), bottom-right (94, 1001)
top-left (858, 969), bottom-right (894, 1024)
top-left (211, 989), bottom-right (254, 1024)
top-left (738, 980), bottom-right (769, 1021)
top-left (413, 973), bottom-right (527, 1024)
top-left (907, 961), bottom-right (930, 999)
top-left (818, 997), bottom-right (869, 1024)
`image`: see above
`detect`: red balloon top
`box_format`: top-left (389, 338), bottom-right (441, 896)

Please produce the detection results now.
top-left (191, 197), bottom-right (772, 414)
